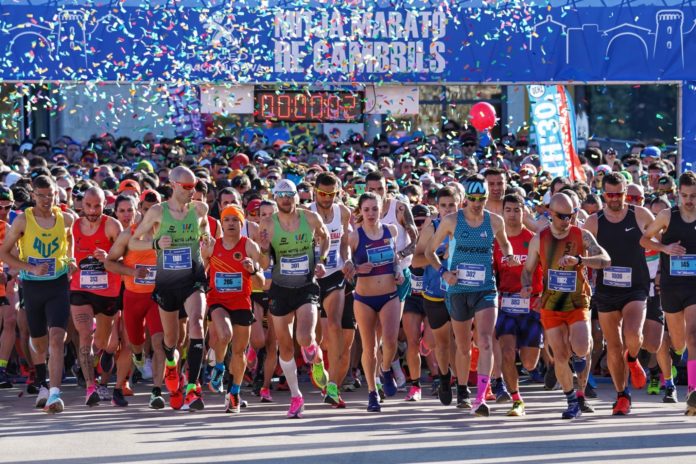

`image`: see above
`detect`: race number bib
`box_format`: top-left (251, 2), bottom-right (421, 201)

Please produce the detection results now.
top-left (280, 255), bottom-right (309, 276)
top-left (80, 270), bottom-right (108, 290)
top-left (163, 247), bottom-right (192, 270)
top-left (456, 264), bottom-right (486, 287)
top-left (27, 257), bottom-right (56, 277)
top-left (134, 265), bottom-right (157, 285)
top-left (215, 272), bottom-right (243, 292)
top-left (670, 255), bottom-right (696, 277)
top-left (500, 293), bottom-right (530, 315)
top-left (548, 269), bottom-right (577, 292)
top-left (367, 245), bottom-right (394, 266)
top-left (603, 266), bottom-right (632, 287)
top-left (411, 274), bottom-right (424, 293)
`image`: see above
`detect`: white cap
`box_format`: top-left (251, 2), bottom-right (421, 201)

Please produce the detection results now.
top-left (543, 190), bottom-right (551, 205)
top-left (273, 178), bottom-right (298, 195)
top-left (4, 171), bottom-right (21, 187)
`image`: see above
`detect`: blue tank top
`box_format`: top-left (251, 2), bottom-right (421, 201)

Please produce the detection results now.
top-left (354, 225), bottom-right (395, 277)
top-left (423, 218), bottom-right (447, 300)
top-left (446, 210), bottom-right (496, 293)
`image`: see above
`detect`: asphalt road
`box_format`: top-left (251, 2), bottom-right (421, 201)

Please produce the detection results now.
top-left (1, 380), bottom-right (695, 464)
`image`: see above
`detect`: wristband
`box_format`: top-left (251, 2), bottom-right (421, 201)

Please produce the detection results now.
top-left (153, 238), bottom-right (160, 250)
top-left (438, 266), bottom-right (448, 277)
top-left (575, 254), bottom-right (583, 265)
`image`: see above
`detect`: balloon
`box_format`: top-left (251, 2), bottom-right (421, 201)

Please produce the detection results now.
top-left (469, 102), bottom-right (497, 132)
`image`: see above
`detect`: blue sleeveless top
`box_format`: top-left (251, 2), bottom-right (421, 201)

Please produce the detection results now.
top-left (423, 218), bottom-right (447, 299)
top-left (354, 225), bottom-right (395, 277)
top-left (446, 210), bottom-right (496, 293)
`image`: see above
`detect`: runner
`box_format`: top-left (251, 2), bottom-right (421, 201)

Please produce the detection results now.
top-left (70, 186), bottom-right (124, 406)
top-left (522, 193), bottom-right (611, 419)
top-left (583, 172), bottom-right (654, 415)
top-left (310, 172), bottom-right (352, 407)
top-left (0, 196), bottom-right (14, 388)
top-left (129, 166), bottom-right (213, 411)
top-left (0, 175), bottom-right (75, 413)
top-left (427, 175), bottom-right (520, 417)
top-left (640, 171), bottom-right (696, 415)
top-left (257, 179), bottom-right (330, 418)
top-left (202, 205), bottom-right (266, 413)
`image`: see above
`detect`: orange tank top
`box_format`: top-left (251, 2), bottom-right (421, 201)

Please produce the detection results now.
top-left (207, 236), bottom-right (252, 310)
top-left (71, 216), bottom-right (121, 297)
top-left (123, 224), bottom-right (157, 293)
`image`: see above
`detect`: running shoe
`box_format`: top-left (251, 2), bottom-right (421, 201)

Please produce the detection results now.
top-left (71, 364), bottom-right (86, 389)
top-left (561, 401), bottom-right (582, 419)
top-left (507, 400), bottom-right (525, 417)
top-left (112, 388), bottom-right (128, 407)
top-left (367, 390), bottom-right (381, 412)
top-left (311, 361), bottom-right (329, 391)
top-left (439, 375), bottom-right (453, 406)
top-left (287, 395), bottom-right (305, 418)
top-left (85, 385), bottom-right (100, 407)
top-left (164, 353), bottom-right (180, 393)
top-left (686, 390), bottom-right (696, 416)
top-left (182, 386), bottom-right (205, 411)
top-left (404, 385), bottom-right (422, 402)
top-left (393, 364), bottom-right (407, 390)
top-left (529, 367), bottom-right (545, 384)
top-left (35, 386), bottom-right (49, 409)
top-left (169, 387), bottom-right (184, 410)
top-left (259, 387), bottom-right (273, 403)
top-left (584, 383), bottom-right (598, 399)
top-left (352, 368), bottom-right (363, 388)
top-left (457, 385), bottom-right (472, 409)
top-left (324, 382), bottom-right (340, 406)
top-left (132, 354), bottom-right (146, 376)
top-left (342, 378), bottom-right (356, 393)
top-left (471, 400), bottom-right (490, 417)
top-left (484, 383), bottom-right (495, 402)
top-left (627, 356), bottom-right (647, 390)
top-left (377, 383), bottom-right (385, 402)
top-left (225, 392), bottom-right (241, 414)
top-left (26, 380), bottom-right (40, 395)
top-left (430, 378), bottom-right (441, 397)
top-left (381, 368), bottom-right (398, 397)
top-left (44, 391), bottom-right (64, 414)
top-left (612, 395), bottom-right (631, 416)
top-left (122, 381), bottom-right (134, 396)
top-left (492, 378), bottom-right (511, 403)
top-left (149, 392), bottom-right (166, 410)
top-left (333, 396), bottom-right (346, 409)
top-left (663, 386), bottom-right (678, 403)
top-left (0, 368), bottom-right (13, 388)
top-left (209, 365), bottom-right (225, 394)
top-left (97, 384), bottom-right (111, 401)
top-left (647, 375), bottom-right (661, 395)
top-left (544, 367), bottom-right (558, 391)
top-left (142, 357), bottom-right (154, 380)
top-left (578, 396), bottom-right (595, 413)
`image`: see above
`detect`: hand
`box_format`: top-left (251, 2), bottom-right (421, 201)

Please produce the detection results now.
top-left (443, 270), bottom-right (458, 286)
top-left (133, 266), bottom-right (149, 279)
top-left (558, 255), bottom-right (579, 267)
top-left (30, 263), bottom-right (49, 276)
top-left (502, 254), bottom-right (522, 267)
top-left (67, 261), bottom-right (78, 275)
top-left (342, 261), bottom-right (355, 281)
top-left (531, 296), bottom-right (542, 313)
top-left (520, 285), bottom-right (533, 299)
top-left (157, 235), bottom-right (173, 249)
top-left (315, 263), bottom-right (326, 279)
top-left (241, 257), bottom-right (256, 274)
top-left (395, 271), bottom-right (405, 285)
top-left (93, 248), bottom-right (108, 263)
top-left (662, 241), bottom-right (686, 256)
top-left (355, 262), bottom-right (374, 274)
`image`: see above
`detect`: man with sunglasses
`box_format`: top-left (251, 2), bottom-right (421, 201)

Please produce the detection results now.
top-left (640, 171), bottom-right (696, 416)
top-left (522, 193), bottom-right (610, 419)
top-left (130, 166), bottom-right (213, 411)
top-left (427, 175), bottom-right (519, 417)
top-left (583, 172), bottom-right (655, 415)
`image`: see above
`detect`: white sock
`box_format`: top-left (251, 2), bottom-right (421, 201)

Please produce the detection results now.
top-left (49, 387), bottom-right (60, 396)
top-left (279, 356), bottom-right (302, 398)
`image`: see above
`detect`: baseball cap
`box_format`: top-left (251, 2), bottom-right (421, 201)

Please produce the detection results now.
top-left (254, 150), bottom-right (273, 163)
top-left (0, 185), bottom-right (14, 202)
top-left (230, 153), bottom-right (250, 171)
top-left (273, 179), bottom-right (298, 195)
top-left (412, 204), bottom-right (431, 217)
top-left (246, 198), bottom-right (262, 213)
top-left (135, 160), bottom-right (154, 173)
top-left (118, 179), bottom-right (141, 194)
top-left (641, 146), bottom-right (661, 159)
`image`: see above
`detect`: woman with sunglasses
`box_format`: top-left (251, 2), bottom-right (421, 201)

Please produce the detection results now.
top-left (344, 192), bottom-right (404, 412)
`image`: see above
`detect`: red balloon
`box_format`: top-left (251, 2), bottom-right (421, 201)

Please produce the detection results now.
top-left (469, 102), bottom-right (497, 131)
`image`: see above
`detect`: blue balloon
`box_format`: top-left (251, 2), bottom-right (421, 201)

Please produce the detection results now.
top-left (480, 131), bottom-right (491, 148)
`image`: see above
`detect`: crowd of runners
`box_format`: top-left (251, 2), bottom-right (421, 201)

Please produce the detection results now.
top-left (0, 126), bottom-right (694, 420)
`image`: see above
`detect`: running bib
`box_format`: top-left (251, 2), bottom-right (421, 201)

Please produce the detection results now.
top-left (263, 266), bottom-right (273, 280)
top-left (500, 293), bottom-right (530, 315)
top-left (80, 270), bottom-right (108, 290)
top-left (603, 266), bottom-right (632, 287)
top-left (456, 263), bottom-right (486, 287)
top-left (27, 257), bottom-right (56, 277)
top-left (163, 247), bottom-right (192, 270)
top-left (669, 255), bottom-right (696, 277)
top-left (367, 245), bottom-right (394, 266)
top-left (411, 274), bottom-right (424, 293)
top-left (280, 255), bottom-right (309, 276)
top-left (548, 269), bottom-right (577, 292)
top-left (215, 272), bottom-right (243, 292)
top-left (134, 265), bottom-right (157, 285)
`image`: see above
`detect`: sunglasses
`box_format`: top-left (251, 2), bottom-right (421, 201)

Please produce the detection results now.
top-left (266, 176), bottom-right (280, 182)
top-left (316, 189), bottom-right (339, 198)
top-left (275, 191), bottom-right (296, 198)
top-left (553, 209), bottom-right (578, 221)
top-left (247, 210), bottom-right (259, 217)
top-left (603, 191), bottom-right (625, 199)
top-left (175, 182), bottom-right (196, 191)
top-left (414, 218), bottom-right (427, 227)
top-left (625, 195), bottom-right (643, 203)
top-left (466, 194), bottom-right (488, 202)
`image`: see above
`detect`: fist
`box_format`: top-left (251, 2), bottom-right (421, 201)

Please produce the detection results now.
top-left (134, 266), bottom-right (150, 279)
top-left (242, 257), bottom-right (255, 274)
top-left (443, 270), bottom-right (458, 286)
top-left (158, 235), bottom-right (173, 249)
top-left (93, 248), bottom-right (108, 263)
top-left (31, 263), bottom-right (49, 276)
top-left (315, 263), bottom-right (326, 279)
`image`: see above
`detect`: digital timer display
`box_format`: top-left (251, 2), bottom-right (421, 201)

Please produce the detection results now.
top-left (255, 90), bottom-right (364, 123)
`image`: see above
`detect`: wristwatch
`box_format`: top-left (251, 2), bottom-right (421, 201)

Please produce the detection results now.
top-left (575, 255), bottom-right (583, 266)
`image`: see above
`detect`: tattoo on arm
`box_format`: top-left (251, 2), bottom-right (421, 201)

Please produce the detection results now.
top-left (582, 230), bottom-right (611, 269)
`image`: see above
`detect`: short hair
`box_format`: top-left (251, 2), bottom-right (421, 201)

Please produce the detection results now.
top-left (435, 186), bottom-right (460, 203)
top-left (502, 193), bottom-right (524, 208)
top-left (315, 172), bottom-right (339, 188)
top-left (601, 172), bottom-right (627, 190)
top-left (195, 179), bottom-right (208, 194)
top-left (483, 167), bottom-right (505, 178)
top-left (32, 175), bottom-right (56, 190)
top-left (365, 171), bottom-right (384, 183)
top-left (678, 171), bottom-right (696, 188)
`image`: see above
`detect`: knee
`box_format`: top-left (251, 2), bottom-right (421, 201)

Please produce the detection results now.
top-left (218, 327), bottom-right (233, 343)
top-left (522, 358), bottom-right (539, 372)
top-left (477, 334), bottom-right (493, 353)
top-left (500, 345), bottom-right (516, 363)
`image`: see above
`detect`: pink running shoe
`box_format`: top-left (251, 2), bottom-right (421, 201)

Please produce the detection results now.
top-left (287, 396), bottom-right (305, 418)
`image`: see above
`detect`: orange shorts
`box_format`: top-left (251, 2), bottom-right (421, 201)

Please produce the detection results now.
top-left (540, 308), bottom-right (589, 330)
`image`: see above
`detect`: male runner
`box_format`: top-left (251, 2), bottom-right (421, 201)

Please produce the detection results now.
top-left (522, 193), bottom-right (610, 419)
top-left (130, 166), bottom-right (212, 411)
top-left (258, 179), bottom-right (331, 418)
top-left (583, 172), bottom-right (654, 415)
top-left (640, 171), bottom-right (696, 415)
top-left (310, 172), bottom-right (352, 406)
top-left (427, 175), bottom-right (520, 416)
top-left (0, 175), bottom-right (76, 413)
top-left (0, 210), bottom-right (15, 388)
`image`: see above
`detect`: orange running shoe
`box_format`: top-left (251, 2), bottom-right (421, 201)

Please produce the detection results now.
top-left (612, 395), bottom-right (631, 415)
top-left (627, 354), bottom-right (647, 389)
top-left (122, 381), bottom-right (134, 396)
top-left (485, 383), bottom-right (495, 402)
top-left (169, 387), bottom-right (184, 410)
top-left (164, 352), bottom-right (180, 393)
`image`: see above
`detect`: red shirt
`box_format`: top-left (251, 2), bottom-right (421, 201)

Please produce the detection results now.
top-left (71, 216), bottom-right (120, 297)
top-left (493, 228), bottom-right (543, 295)
top-left (207, 236), bottom-right (253, 310)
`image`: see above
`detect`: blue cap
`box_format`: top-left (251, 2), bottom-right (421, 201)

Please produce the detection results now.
top-left (641, 146), bottom-right (661, 159)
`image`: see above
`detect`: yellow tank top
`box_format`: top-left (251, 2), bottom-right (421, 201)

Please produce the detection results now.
top-left (19, 207), bottom-right (69, 281)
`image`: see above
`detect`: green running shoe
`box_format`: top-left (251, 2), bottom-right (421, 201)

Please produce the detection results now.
top-left (507, 400), bottom-right (525, 416)
top-left (311, 361), bottom-right (329, 390)
top-left (647, 375), bottom-right (660, 395)
top-left (324, 382), bottom-right (340, 406)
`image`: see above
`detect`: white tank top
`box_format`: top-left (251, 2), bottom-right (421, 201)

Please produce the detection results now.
top-left (382, 198), bottom-right (412, 269)
top-left (241, 221), bottom-right (249, 238)
top-left (310, 202), bottom-right (344, 276)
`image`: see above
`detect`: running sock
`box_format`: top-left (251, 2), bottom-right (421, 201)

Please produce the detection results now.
top-left (411, 379), bottom-right (421, 388)
top-left (687, 359), bottom-right (696, 392)
top-left (511, 391), bottom-right (522, 402)
top-left (214, 362), bottom-right (225, 373)
top-left (626, 353), bottom-right (638, 364)
top-left (49, 387), bottom-right (59, 396)
top-left (279, 356), bottom-right (301, 397)
top-left (99, 351), bottom-right (114, 373)
top-left (152, 386), bottom-right (162, 397)
top-left (564, 389), bottom-right (577, 404)
top-left (665, 377), bottom-right (675, 389)
top-left (576, 390), bottom-right (585, 399)
top-left (163, 344), bottom-right (176, 363)
top-left (187, 339), bottom-right (204, 385)
top-left (35, 363), bottom-right (48, 388)
top-left (476, 374), bottom-right (490, 403)
top-left (230, 383), bottom-right (241, 395)
top-left (617, 390), bottom-right (630, 399)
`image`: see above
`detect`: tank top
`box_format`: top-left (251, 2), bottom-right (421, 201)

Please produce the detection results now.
top-left (595, 206), bottom-right (649, 294)
top-left (660, 206), bottom-right (696, 288)
top-left (539, 226), bottom-right (591, 312)
top-left (154, 203), bottom-right (204, 287)
top-left (207, 216), bottom-right (218, 238)
top-left (310, 203), bottom-right (344, 277)
top-left (382, 199), bottom-right (412, 269)
top-left (423, 218), bottom-right (447, 301)
top-left (354, 225), bottom-right (396, 277)
top-left (208, 236), bottom-right (253, 310)
top-left (0, 221), bottom-right (7, 297)
top-left (446, 210), bottom-right (495, 293)
top-left (494, 228), bottom-right (543, 294)
top-left (270, 211), bottom-right (315, 288)
top-left (123, 224), bottom-right (157, 293)
top-left (19, 207), bottom-right (69, 281)
top-left (71, 216), bottom-right (121, 297)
